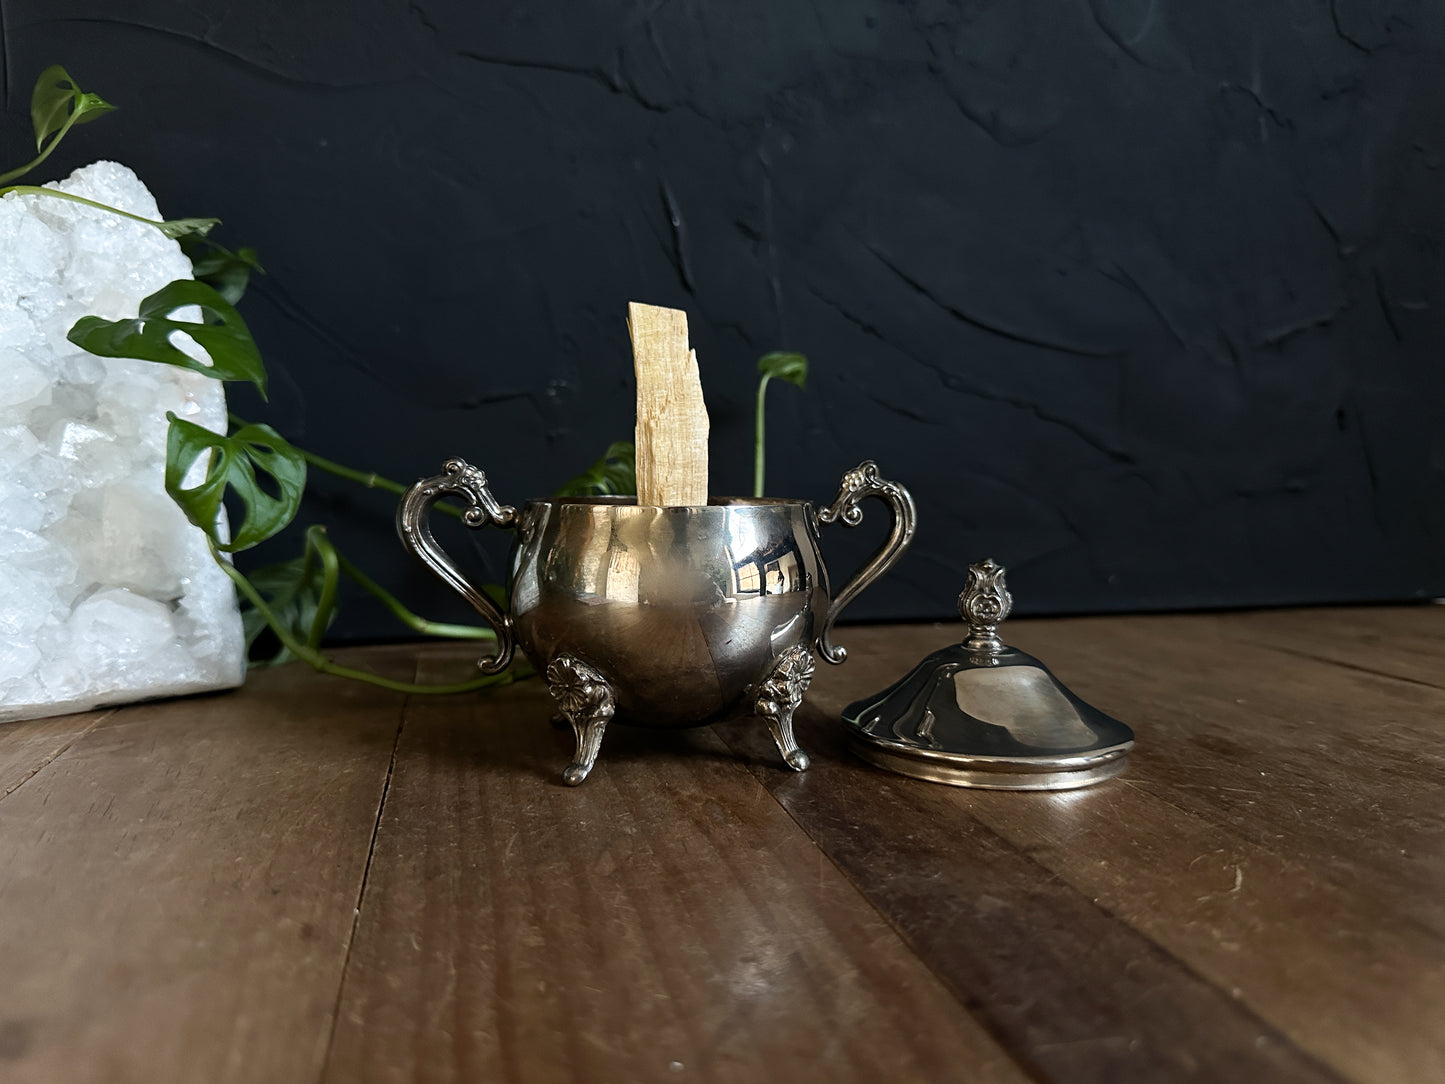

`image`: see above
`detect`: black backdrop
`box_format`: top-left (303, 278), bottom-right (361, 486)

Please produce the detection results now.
top-left (4, 1), bottom-right (1444, 638)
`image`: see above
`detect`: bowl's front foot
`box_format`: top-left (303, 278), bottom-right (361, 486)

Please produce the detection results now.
top-left (544, 655), bottom-right (615, 786)
top-left (753, 646), bottom-right (816, 772)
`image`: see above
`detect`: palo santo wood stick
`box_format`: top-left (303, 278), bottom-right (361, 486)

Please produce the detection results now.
top-left (628, 301), bottom-right (709, 506)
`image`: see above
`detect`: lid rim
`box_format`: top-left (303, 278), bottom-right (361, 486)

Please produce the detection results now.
top-left (848, 737), bottom-right (1132, 790)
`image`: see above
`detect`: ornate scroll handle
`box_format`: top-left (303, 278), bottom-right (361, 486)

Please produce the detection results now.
top-left (396, 458), bottom-right (517, 675)
top-left (813, 460), bottom-right (917, 664)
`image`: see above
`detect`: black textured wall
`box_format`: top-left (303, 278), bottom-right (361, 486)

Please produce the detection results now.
top-left (4, 1), bottom-right (1444, 638)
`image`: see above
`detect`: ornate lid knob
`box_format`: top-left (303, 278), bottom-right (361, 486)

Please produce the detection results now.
top-left (958, 558), bottom-right (1012, 655)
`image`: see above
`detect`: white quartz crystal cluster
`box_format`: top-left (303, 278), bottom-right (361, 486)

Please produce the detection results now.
top-left (0, 162), bottom-right (244, 722)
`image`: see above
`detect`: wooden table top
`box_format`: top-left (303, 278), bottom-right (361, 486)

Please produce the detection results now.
top-left (1, 607), bottom-right (1441, 1083)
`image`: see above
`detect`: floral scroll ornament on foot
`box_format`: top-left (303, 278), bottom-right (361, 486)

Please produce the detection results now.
top-left (753, 646), bottom-right (816, 771)
top-left (545, 655), bottom-right (616, 786)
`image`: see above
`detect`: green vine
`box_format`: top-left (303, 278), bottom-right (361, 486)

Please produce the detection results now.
top-left (752, 352), bottom-right (808, 498)
top-left (0, 67), bottom-right (217, 239)
top-left (4, 63), bottom-right (812, 694)
top-left (2, 65), bottom-right (547, 694)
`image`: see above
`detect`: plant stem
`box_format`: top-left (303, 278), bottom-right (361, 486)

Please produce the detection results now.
top-left (301, 447), bottom-right (408, 498)
top-left (303, 526), bottom-right (341, 650)
top-left (227, 412), bottom-right (464, 519)
top-left (0, 109), bottom-right (80, 186)
top-left (337, 551), bottom-right (498, 641)
top-left (211, 539), bottom-right (513, 695)
top-left (0, 185), bottom-right (166, 229)
top-left (299, 447), bottom-right (467, 521)
top-left (753, 373), bottom-right (772, 499)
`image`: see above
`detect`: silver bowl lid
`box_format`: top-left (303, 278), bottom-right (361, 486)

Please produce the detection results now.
top-left (841, 559), bottom-right (1135, 791)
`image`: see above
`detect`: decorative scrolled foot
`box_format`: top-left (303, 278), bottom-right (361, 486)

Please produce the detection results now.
top-left (545, 655), bottom-right (615, 786)
top-left (754, 646), bottom-right (816, 772)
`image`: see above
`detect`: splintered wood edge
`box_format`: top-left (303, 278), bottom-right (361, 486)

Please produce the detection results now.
top-left (629, 302), bottom-right (709, 507)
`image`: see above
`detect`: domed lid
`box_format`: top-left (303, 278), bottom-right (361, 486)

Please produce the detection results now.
top-left (841, 559), bottom-right (1134, 790)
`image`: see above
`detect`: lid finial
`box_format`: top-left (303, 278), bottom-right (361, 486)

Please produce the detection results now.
top-left (958, 558), bottom-right (1012, 655)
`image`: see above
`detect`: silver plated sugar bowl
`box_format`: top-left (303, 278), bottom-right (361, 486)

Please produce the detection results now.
top-left (398, 459), bottom-right (916, 784)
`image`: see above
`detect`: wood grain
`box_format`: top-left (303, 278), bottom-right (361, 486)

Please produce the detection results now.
top-left (629, 301), bottom-right (708, 506)
top-left (2, 611), bottom-right (1440, 1084)
top-left (0, 707), bottom-right (112, 796)
top-left (1220, 604), bottom-right (1445, 689)
top-left (717, 707), bottom-right (1348, 1084)
top-left (953, 779), bottom-right (1445, 1083)
top-left (998, 615), bottom-right (1445, 938)
top-left (0, 654), bottom-right (410, 1084)
top-left (324, 651), bottom-right (1024, 1084)
top-left (787, 615), bottom-right (1445, 1084)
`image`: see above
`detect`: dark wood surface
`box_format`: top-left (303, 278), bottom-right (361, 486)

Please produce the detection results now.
top-left (0, 609), bottom-right (1440, 1083)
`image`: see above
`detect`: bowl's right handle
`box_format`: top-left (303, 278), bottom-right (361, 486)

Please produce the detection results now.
top-left (396, 458), bottom-right (517, 675)
top-left (814, 461), bottom-right (918, 664)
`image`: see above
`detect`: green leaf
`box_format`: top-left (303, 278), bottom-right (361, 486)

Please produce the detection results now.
top-left (554, 440), bottom-right (636, 496)
top-left (240, 526), bottom-right (340, 666)
top-left (165, 415), bottom-right (306, 551)
top-left (31, 64), bottom-right (115, 153)
top-left (182, 239), bottom-right (264, 304)
top-left (757, 351), bottom-right (808, 389)
top-left (158, 217), bottom-right (221, 240)
top-left (0, 67), bottom-right (116, 185)
top-left (241, 555), bottom-right (326, 665)
top-left (67, 279), bottom-right (267, 396)
top-left (754, 351), bottom-right (811, 498)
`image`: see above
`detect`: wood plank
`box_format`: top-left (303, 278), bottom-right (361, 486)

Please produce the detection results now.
top-left (0, 708), bottom-right (113, 797)
top-left (1219, 605), bottom-right (1445, 689)
top-left (324, 651), bottom-right (1026, 1084)
top-left (815, 616), bottom-right (1445, 938)
top-left (716, 704), bottom-right (1348, 1084)
top-left (770, 614), bottom-right (1445, 1083)
top-left (953, 779), bottom-right (1445, 1084)
top-left (5, 613), bottom-right (1436, 1084)
top-left (990, 614), bottom-right (1445, 938)
top-left (0, 651), bottom-right (411, 1084)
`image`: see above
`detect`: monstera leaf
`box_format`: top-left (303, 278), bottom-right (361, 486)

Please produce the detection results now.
top-left (0, 65), bottom-right (113, 185)
top-left (30, 64), bottom-right (114, 153)
top-left (757, 351), bottom-right (808, 389)
top-left (555, 441), bottom-right (637, 497)
top-left (68, 280), bottom-right (266, 395)
top-left (164, 416), bottom-right (306, 552)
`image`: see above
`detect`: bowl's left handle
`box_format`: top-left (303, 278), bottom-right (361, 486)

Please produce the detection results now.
top-left (397, 458), bottom-right (517, 675)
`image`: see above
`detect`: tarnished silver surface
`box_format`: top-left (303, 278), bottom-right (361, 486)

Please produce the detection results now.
top-left (814, 460), bottom-right (918, 664)
top-left (508, 494), bottom-right (831, 732)
top-left (752, 645), bottom-right (815, 772)
top-left (958, 557), bottom-right (1012, 656)
top-left (545, 654), bottom-right (615, 786)
top-left (396, 459), bottom-right (517, 675)
top-left (398, 458), bottom-right (915, 783)
top-left (843, 558), bottom-right (1135, 791)
top-left (849, 742), bottom-right (1131, 790)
